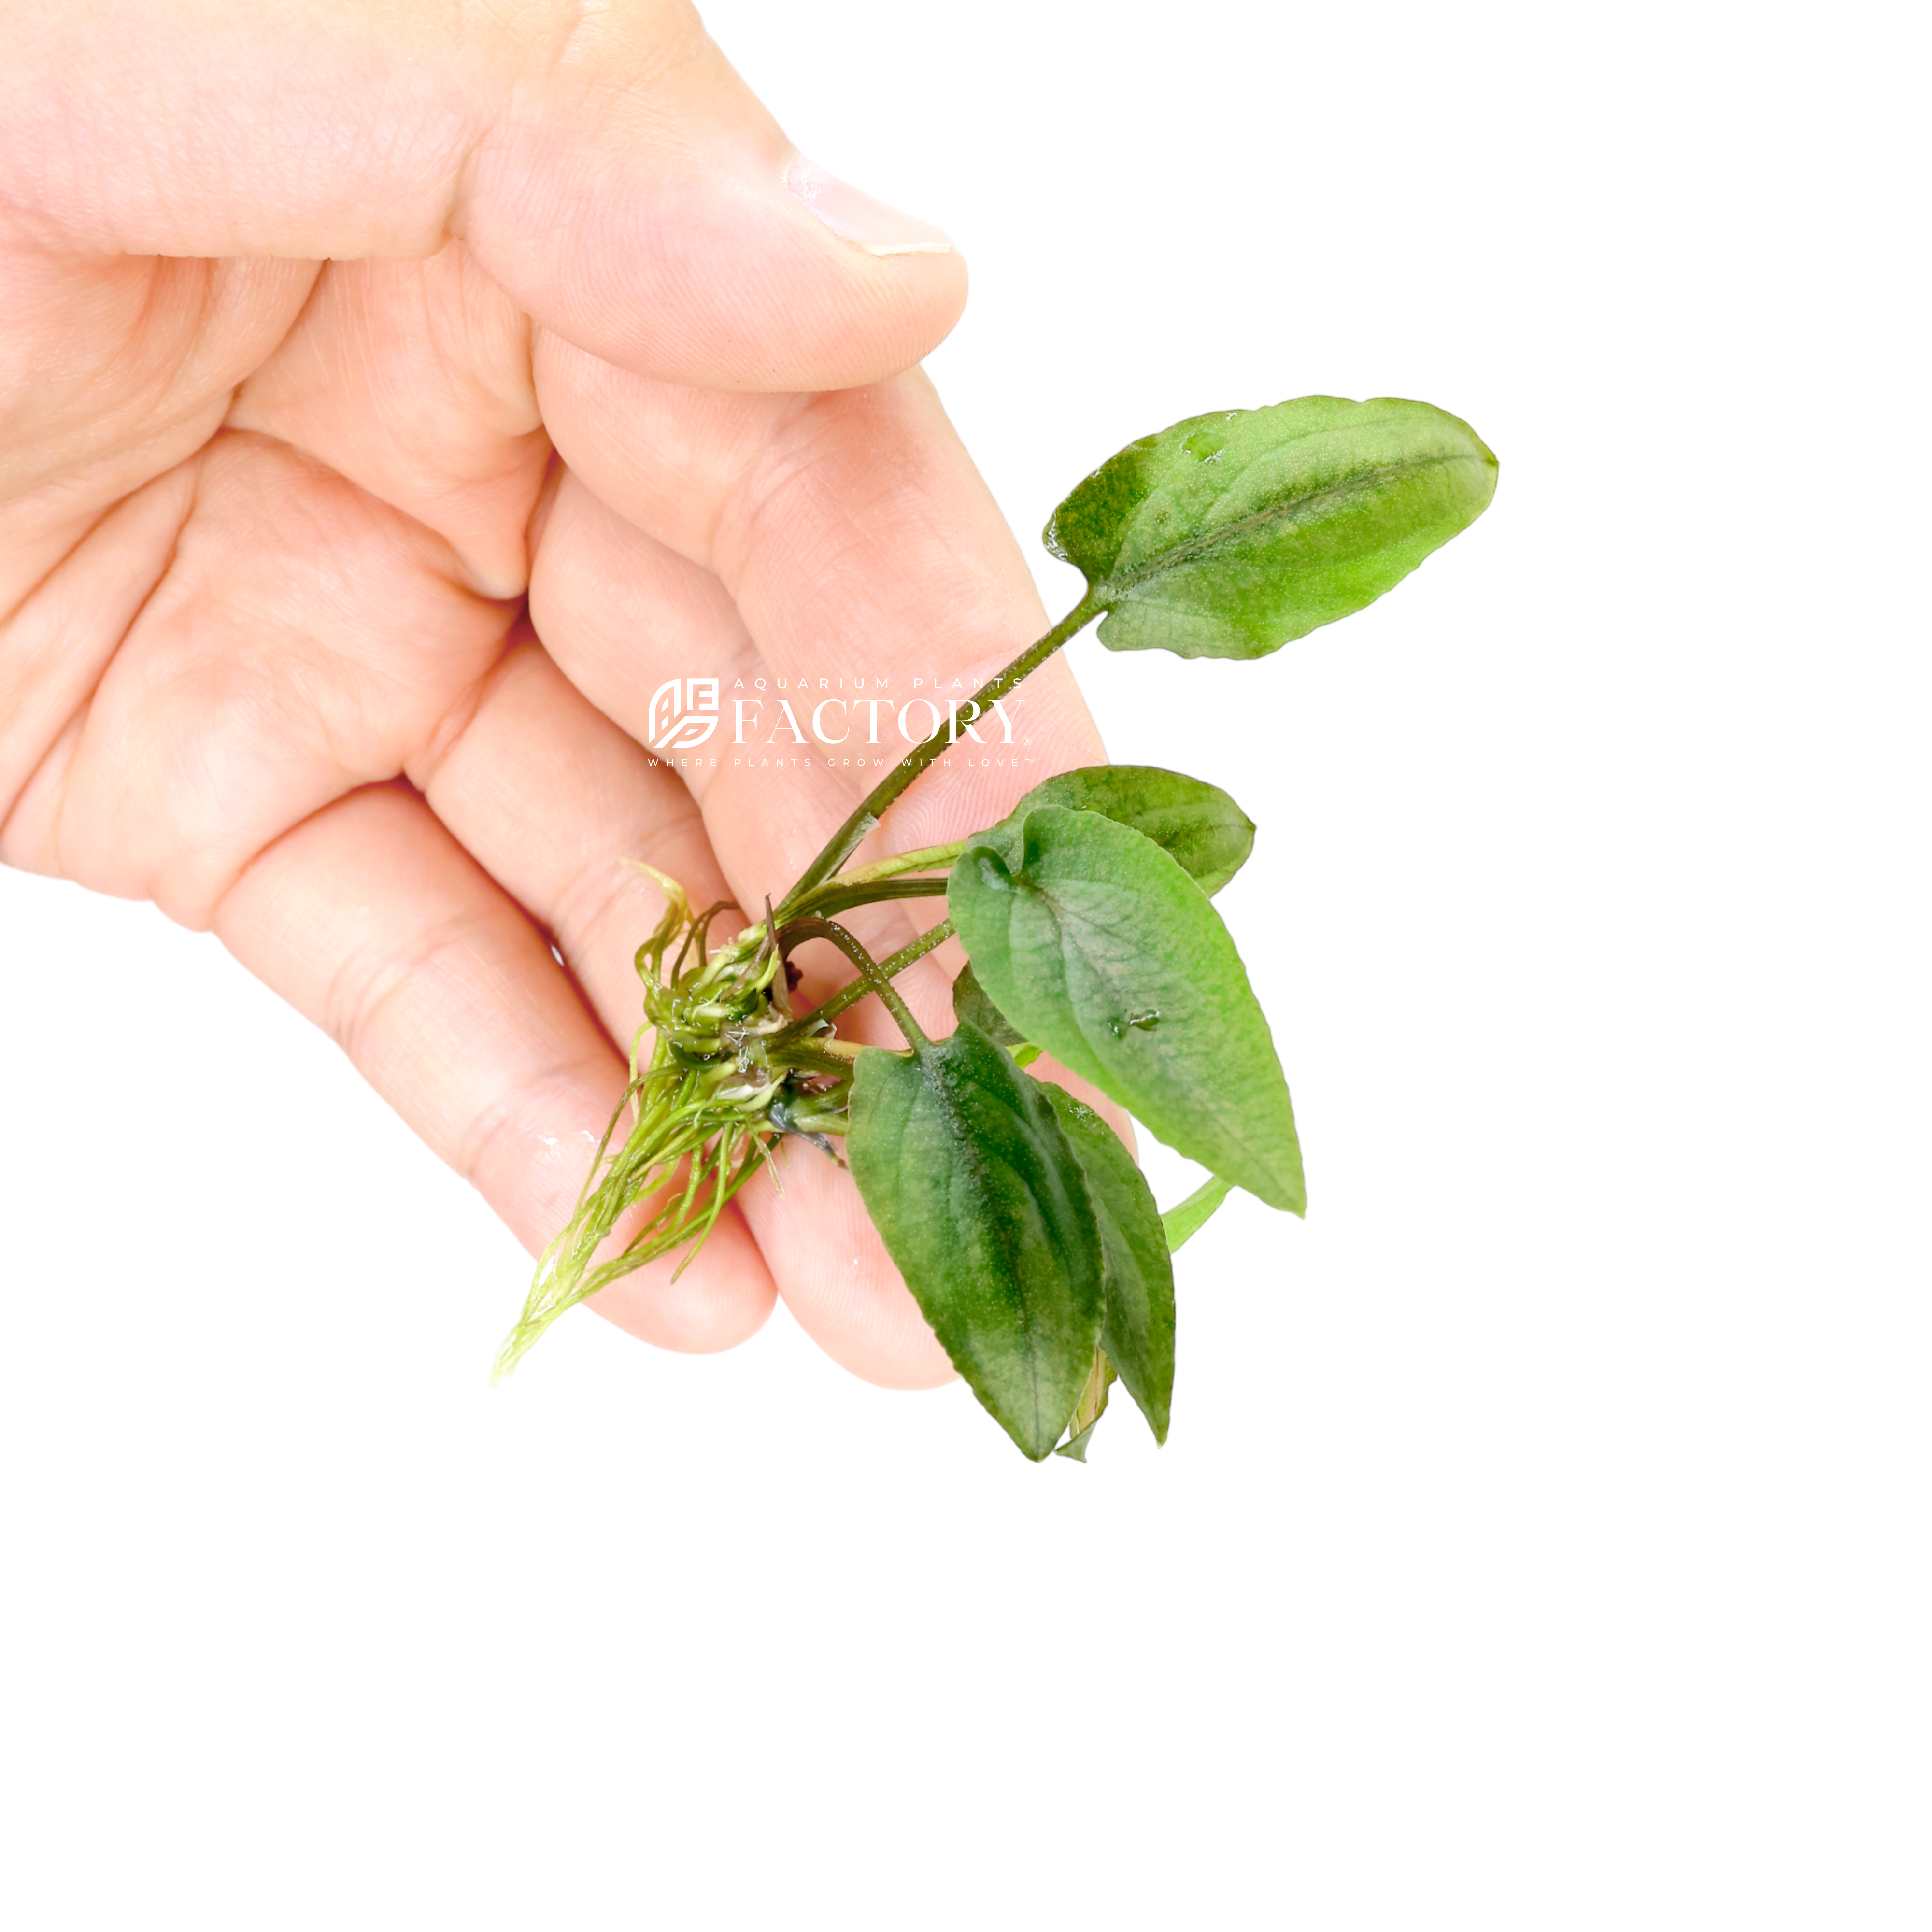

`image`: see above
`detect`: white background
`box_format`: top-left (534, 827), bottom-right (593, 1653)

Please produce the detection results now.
top-left (2, 1), bottom-right (1926, 1925)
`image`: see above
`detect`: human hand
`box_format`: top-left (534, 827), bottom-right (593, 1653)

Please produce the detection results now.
top-left (0, 0), bottom-right (1107, 1387)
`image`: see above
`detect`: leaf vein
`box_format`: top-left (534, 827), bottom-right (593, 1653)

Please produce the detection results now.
top-left (1100, 452), bottom-right (1476, 597)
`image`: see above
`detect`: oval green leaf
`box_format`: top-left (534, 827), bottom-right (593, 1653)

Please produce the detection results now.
top-left (1040, 1083), bottom-right (1177, 1444)
top-left (949, 807), bottom-right (1306, 1214)
top-left (847, 1022), bottom-right (1105, 1461)
top-left (998, 765), bottom-right (1254, 896)
top-left (1045, 395), bottom-right (1497, 660)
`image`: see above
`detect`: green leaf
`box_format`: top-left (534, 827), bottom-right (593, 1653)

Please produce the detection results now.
top-left (951, 962), bottom-right (1042, 1065)
top-left (847, 1022), bottom-right (1105, 1460)
top-left (950, 807), bottom-right (1306, 1214)
top-left (1162, 1174), bottom-right (1234, 1253)
top-left (1045, 395), bottom-right (1496, 660)
top-left (1040, 1084), bottom-right (1177, 1443)
top-left (1054, 1346), bottom-right (1117, 1461)
top-left (952, 961), bottom-right (1028, 1050)
top-left (996, 765), bottom-right (1255, 896)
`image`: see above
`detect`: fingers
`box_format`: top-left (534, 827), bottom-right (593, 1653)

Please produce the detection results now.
top-left (0, 252), bottom-right (317, 601)
top-left (2, 0), bottom-right (963, 392)
top-left (409, 622), bottom-right (956, 1389)
top-left (408, 625), bottom-right (727, 1039)
top-left (0, 459), bottom-right (199, 859)
top-left (530, 357), bottom-right (1109, 891)
top-left (522, 359), bottom-right (1113, 1382)
top-left (12, 432), bottom-right (514, 924)
top-left (733, 1142), bottom-right (960, 1389)
top-left (213, 780), bottom-right (777, 1355)
top-left (460, 14), bottom-right (966, 391)
top-left (227, 245), bottom-right (552, 601)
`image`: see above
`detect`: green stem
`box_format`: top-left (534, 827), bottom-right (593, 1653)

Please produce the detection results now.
top-left (832, 840), bottom-right (968, 889)
top-left (777, 593), bottom-right (1103, 914)
top-left (767, 1039), bottom-right (861, 1079)
top-left (774, 916), bottom-right (955, 1040)
top-left (873, 917), bottom-right (955, 983)
top-left (776, 915), bottom-right (932, 1051)
top-left (789, 876), bottom-right (949, 921)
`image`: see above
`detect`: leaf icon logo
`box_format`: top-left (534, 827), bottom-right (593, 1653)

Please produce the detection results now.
top-left (647, 677), bottom-right (720, 751)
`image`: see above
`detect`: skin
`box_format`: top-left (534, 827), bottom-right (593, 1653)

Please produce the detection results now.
top-left (0, 0), bottom-right (1108, 1389)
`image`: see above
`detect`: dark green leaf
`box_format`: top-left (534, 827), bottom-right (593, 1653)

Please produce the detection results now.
top-left (997, 766), bottom-right (1254, 896)
top-left (950, 807), bottom-right (1306, 1214)
top-left (1040, 1084), bottom-right (1176, 1444)
top-left (847, 1022), bottom-right (1105, 1460)
top-left (1045, 395), bottom-right (1496, 660)
top-left (951, 961), bottom-right (1028, 1050)
top-left (1162, 1175), bottom-right (1234, 1253)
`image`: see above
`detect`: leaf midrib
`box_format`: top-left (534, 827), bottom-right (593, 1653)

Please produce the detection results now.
top-left (1037, 880), bottom-right (1295, 1194)
top-left (923, 1044), bottom-right (1074, 1434)
top-left (1097, 451), bottom-right (1473, 598)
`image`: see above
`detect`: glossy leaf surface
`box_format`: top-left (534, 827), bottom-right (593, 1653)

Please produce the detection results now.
top-left (1042, 1083), bottom-right (1177, 1443)
top-left (848, 1022), bottom-right (1104, 1460)
top-left (950, 807), bottom-right (1306, 1213)
top-left (997, 765), bottom-right (1254, 896)
top-left (1046, 395), bottom-right (1496, 659)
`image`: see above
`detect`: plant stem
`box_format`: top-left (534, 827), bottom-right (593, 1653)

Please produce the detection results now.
top-left (767, 1038), bottom-right (862, 1078)
top-left (787, 1035), bottom-right (865, 1061)
top-left (789, 876), bottom-right (949, 921)
top-left (873, 917), bottom-right (956, 983)
top-left (776, 916), bottom-right (955, 1040)
top-left (777, 592), bottom-right (1103, 914)
top-left (776, 915), bottom-right (932, 1051)
top-left (832, 840), bottom-right (967, 889)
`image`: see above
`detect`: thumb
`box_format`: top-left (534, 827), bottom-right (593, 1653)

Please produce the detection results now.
top-left (1, 0), bottom-right (965, 392)
top-left (465, 4), bottom-right (965, 389)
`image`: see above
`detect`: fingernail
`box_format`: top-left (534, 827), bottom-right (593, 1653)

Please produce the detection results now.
top-left (783, 153), bottom-right (952, 257)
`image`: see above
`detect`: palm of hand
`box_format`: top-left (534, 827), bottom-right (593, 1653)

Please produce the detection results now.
top-left (0, 230), bottom-right (1105, 1390)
